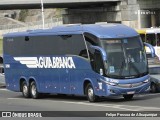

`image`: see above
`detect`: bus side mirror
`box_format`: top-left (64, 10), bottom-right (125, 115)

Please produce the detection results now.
top-left (144, 42), bottom-right (155, 58)
top-left (90, 45), bottom-right (107, 61)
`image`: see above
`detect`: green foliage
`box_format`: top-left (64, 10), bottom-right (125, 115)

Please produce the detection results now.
top-left (18, 9), bottom-right (29, 22)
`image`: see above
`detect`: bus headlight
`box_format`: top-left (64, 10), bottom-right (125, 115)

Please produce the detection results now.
top-left (103, 81), bottom-right (117, 86)
top-left (102, 78), bottom-right (118, 86)
top-left (143, 79), bottom-right (149, 83)
top-left (108, 82), bottom-right (117, 86)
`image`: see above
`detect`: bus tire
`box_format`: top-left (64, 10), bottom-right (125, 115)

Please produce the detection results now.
top-left (30, 81), bottom-right (40, 99)
top-left (150, 83), bottom-right (157, 93)
top-left (123, 94), bottom-right (134, 100)
top-left (22, 81), bottom-right (30, 98)
top-left (85, 83), bottom-right (98, 102)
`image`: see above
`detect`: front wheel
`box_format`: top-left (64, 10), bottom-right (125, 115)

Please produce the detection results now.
top-left (123, 94), bottom-right (134, 100)
top-left (85, 83), bottom-right (99, 102)
top-left (30, 81), bottom-right (40, 99)
top-left (150, 83), bottom-right (157, 93)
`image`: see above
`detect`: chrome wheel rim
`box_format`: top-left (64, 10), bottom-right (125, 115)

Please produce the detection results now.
top-left (88, 87), bottom-right (94, 100)
top-left (23, 85), bottom-right (28, 96)
top-left (31, 85), bottom-right (36, 96)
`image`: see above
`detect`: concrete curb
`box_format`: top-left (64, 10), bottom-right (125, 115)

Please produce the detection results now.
top-left (0, 73), bottom-right (5, 88)
top-left (0, 83), bottom-right (5, 88)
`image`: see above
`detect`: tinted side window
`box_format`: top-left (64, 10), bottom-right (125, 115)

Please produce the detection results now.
top-left (66, 35), bottom-right (87, 57)
top-left (84, 34), bottom-right (99, 60)
top-left (4, 37), bottom-right (26, 56)
top-left (4, 34), bottom-right (87, 57)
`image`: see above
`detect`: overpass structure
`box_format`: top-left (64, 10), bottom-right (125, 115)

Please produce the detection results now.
top-left (0, 0), bottom-right (137, 28)
top-left (0, 0), bottom-right (159, 29)
top-left (0, 0), bottom-right (120, 9)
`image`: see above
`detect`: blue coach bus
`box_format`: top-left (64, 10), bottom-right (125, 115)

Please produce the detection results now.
top-left (3, 24), bottom-right (155, 102)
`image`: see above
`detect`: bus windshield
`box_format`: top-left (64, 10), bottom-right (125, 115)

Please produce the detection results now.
top-left (101, 37), bottom-right (148, 79)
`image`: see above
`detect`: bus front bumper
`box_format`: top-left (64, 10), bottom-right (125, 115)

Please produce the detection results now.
top-left (106, 82), bottom-right (150, 96)
top-left (95, 81), bottom-right (150, 97)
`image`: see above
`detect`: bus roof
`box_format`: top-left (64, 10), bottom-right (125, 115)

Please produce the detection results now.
top-left (3, 24), bottom-right (138, 39)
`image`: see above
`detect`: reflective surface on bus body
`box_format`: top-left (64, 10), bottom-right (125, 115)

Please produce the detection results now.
top-left (101, 37), bottom-right (148, 79)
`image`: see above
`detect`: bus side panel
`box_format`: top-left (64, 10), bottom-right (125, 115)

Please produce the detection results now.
top-left (82, 72), bottom-right (108, 97)
top-left (4, 69), bottom-right (20, 92)
top-left (59, 69), bottom-right (70, 94)
top-left (68, 57), bottom-right (109, 96)
top-left (69, 57), bottom-right (94, 95)
top-left (69, 69), bottom-right (106, 96)
top-left (3, 55), bottom-right (23, 92)
top-left (37, 69), bottom-right (60, 93)
top-left (70, 70), bottom-right (86, 95)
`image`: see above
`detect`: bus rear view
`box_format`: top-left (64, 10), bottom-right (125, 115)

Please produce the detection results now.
top-left (3, 24), bottom-right (155, 102)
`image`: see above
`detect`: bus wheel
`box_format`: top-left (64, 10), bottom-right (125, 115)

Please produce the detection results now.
top-left (150, 83), bottom-right (157, 93)
top-left (22, 81), bottom-right (30, 98)
top-left (30, 81), bottom-right (40, 99)
top-left (85, 83), bottom-right (98, 102)
top-left (123, 94), bottom-right (134, 100)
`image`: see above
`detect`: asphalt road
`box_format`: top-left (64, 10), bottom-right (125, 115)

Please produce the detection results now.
top-left (1, 71), bottom-right (160, 120)
top-left (0, 88), bottom-right (160, 120)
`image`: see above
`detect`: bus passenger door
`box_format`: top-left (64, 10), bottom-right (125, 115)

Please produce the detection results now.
top-left (59, 69), bottom-right (70, 94)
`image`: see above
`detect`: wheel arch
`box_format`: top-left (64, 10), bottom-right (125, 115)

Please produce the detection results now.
top-left (83, 79), bottom-right (94, 95)
top-left (28, 77), bottom-right (39, 92)
top-left (19, 77), bottom-right (27, 92)
top-left (150, 81), bottom-right (158, 93)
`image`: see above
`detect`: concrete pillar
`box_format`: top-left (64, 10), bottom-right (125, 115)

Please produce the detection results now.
top-left (137, 10), bottom-right (141, 29)
top-left (140, 10), bottom-right (151, 28)
top-left (151, 14), bottom-right (156, 27)
top-left (62, 3), bottom-right (121, 24)
top-left (120, 0), bottom-right (140, 28)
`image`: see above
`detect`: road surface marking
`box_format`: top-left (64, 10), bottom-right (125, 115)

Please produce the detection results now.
top-left (6, 97), bottom-right (160, 111)
top-left (4, 90), bottom-right (160, 111)
top-left (58, 101), bottom-right (160, 111)
top-left (135, 93), bottom-right (160, 97)
top-left (7, 98), bottom-right (25, 100)
top-left (6, 98), bottom-right (141, 111)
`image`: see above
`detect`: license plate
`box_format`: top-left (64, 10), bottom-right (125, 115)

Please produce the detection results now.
top-left (127, 91), bottom-right (135, 94)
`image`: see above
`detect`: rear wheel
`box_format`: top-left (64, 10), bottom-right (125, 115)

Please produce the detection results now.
top-left (123, 94), bottom-right (134, 100)
top-left (30, 81), bottom-right (40, 99)
top-left (85, 83), bottom-right (98, 102)
top-left (22, 81), bottom-right (30, 98)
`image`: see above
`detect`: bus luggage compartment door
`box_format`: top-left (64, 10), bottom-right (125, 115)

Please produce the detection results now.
top-left (60, 69), bottom-right (70, 94)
